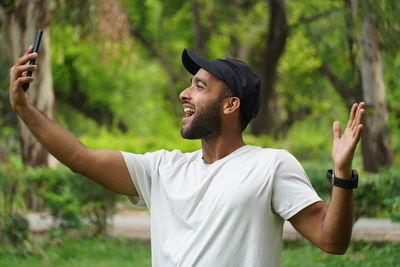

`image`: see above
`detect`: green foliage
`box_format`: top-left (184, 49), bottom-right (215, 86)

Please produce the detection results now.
top-left (385, 52), bottom-right (400, 157)
top-left (1, 1), bottom-right (400, 250)
top-left (356, 166), bottom-right (400, 221)
top-left (0, 236), bottom-right (399, 267)
top-left (303, 160), bottom-right (400, 221)
top-left (285, 117), bottom-right (333, 162)
top-left (0, 156), bottom-right (30, 248)
top-left (80, 127), bottom-right (200, 153)
top-left (52, 0), bottom-right (98, 33)
top-left (282, 240), bottom-right (400, 267)
top-left (1, 214), bottom-right (30, 246)
top-left (302, 161), bottom-right (332, 201)
top-left (27, 165), bottom-right (120, 235)
top-left (359, 0), bottom-right (400, 51)
top-left (0, 0), bottom-right (14, 11)
top-left (0, 31), bottom-right (19, 154)
top-left (51, 23), bottom-right (180, 137)
top-left (0, 158), bottom-right (121, 243)
top-left (0, 237), bottom-right (152, 267)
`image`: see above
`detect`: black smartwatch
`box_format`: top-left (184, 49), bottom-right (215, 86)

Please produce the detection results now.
top-left (326, 169), bottom-right (358, 189)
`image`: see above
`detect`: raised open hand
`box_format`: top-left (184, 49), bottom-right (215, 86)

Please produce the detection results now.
top-left (332, 102), bottom-right (365, 176)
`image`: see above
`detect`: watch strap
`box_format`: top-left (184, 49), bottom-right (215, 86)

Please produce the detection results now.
top-left (326, 169), bottom-right (358, 189)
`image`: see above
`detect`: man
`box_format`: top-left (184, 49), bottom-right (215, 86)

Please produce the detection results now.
top-left (10, 46), bottom-right (365, 266)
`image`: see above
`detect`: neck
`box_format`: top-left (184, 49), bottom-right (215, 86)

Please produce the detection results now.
top-left (201, 131), bottom-right (245, 164)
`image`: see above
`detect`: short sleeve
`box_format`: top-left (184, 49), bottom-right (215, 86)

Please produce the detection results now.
top-left (272, 150), bottom-right (321, 220)
top-left (120, 150), bottom-right (163, 208)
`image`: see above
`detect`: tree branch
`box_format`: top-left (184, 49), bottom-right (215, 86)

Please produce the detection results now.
top-left (343, 0), bottom-right (358, 75)
top-left (251, 0), bottom-right (289, 135)
top-left (191, 0), bottom-right (208, 57)
top-left (290, 8), bottom-right (340, 29)
top-left (318, 63), bottom-right (353, 102)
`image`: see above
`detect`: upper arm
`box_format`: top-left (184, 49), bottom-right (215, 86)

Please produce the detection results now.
top-left (288, 201), bottom-right (326, 247)
top-left (74, 148), bottom-right (137, 196)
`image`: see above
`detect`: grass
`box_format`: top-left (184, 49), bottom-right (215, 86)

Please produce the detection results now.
top-left (282, 240), bottom-right (400, 267)
top-left (0, 237), bottom-right (151, 267)
top-left (0, 237), bottom-right (399, 267)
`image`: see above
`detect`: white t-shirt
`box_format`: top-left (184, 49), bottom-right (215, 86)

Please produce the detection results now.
top-left (121, 145), bottom-right (321, 267)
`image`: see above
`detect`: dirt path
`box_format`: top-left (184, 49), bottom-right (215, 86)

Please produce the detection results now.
top-left (27, 210), bottom-right (400, 242)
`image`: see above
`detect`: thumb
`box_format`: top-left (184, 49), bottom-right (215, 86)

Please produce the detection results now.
top-left (333, 121), bottom-right (341, 140)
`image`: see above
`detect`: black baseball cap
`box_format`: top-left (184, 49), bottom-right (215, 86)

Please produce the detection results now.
top-left (181, 48), bottom-right (261, 125)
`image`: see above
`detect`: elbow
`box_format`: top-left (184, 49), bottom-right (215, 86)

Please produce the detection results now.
top-left (67, 157), bottom-right (86, 174)
top-left (318, 230), bottom-right (352, 255)
top-left (68, 148), bottom-right (91, 175)
top-left (322, 246), bottom-right (348, 255)
top-left (320, 241), bottom-right (350, 255)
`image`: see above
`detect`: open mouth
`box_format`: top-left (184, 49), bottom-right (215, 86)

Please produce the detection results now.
top-left (184, 107), bottom-right (195, 118)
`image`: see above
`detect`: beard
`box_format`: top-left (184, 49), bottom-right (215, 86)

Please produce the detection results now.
top-left (181, 97), bottom-right (222, 139)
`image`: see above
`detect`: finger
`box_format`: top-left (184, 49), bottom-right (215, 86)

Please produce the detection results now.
top-left (22, 71), bottom-right (28, 77)
top-left (353, 111), bottom-right (365, 135)
top-left (14, 76), bottom-right (35, 89)
top-left (12, 64), bottom-right (37, 77)
top-left (15, 52), bottom-right (38, 66)
top-left (352, 105), bottom-right (365, 131)
top-left (353, 124), bottom-right (364, 142)
top-left (23, 45), bottom-right (34, 56)
top-left (333, 121), bottom-right (341, 140)
top-left (347, 103), bottom-right (358, 128)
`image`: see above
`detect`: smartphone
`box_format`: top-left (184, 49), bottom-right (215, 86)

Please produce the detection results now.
top-left (22, 29), bottom-right (43, 91)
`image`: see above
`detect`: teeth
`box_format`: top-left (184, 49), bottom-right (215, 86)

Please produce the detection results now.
top-left (184, 107), bottom-right (195, 114)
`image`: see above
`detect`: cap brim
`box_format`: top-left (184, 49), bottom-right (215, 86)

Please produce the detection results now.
top-left (182, 48), bottom-right (223, 79)
top-left (182, 48), bottom-right (204, 75)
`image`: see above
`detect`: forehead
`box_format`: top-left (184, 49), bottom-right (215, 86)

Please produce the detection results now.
top-left (194, 68), bottom-right (224, 86)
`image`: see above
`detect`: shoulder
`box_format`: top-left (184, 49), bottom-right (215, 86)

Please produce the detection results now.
top-left (157, 149), bottom-right (200, 163)
top-left (245, 146), bottom-right (304, 173)
top-left (134, 149), bottom-right (201, 163)
top-left (121, 149), bottom-right (201, 170)
top-left (245, 145), bottom-right (294, 162)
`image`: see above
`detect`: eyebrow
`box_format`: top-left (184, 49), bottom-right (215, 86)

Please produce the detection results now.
top-left (192, 77), bottom-right (208, 87)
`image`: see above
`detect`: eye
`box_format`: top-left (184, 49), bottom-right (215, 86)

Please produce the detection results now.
top-left (196, 83), bottom-right (204, 89)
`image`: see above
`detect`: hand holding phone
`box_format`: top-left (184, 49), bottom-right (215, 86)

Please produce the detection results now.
top-left (22, 29), bottom-right (43, 91)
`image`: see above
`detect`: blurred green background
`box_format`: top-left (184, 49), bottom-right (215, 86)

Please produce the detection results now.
top-left (0, 0), bottom-right (399, 266)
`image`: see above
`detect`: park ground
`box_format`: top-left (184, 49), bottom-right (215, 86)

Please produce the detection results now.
top-left (0, 208), bottom-right (396, 267)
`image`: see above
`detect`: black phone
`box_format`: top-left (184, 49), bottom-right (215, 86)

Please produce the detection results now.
top-left (22, 29), bottom-right (43, 91)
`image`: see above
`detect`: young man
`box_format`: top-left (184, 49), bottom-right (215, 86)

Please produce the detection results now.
top-left (10, 46), bottom-right (364, 266)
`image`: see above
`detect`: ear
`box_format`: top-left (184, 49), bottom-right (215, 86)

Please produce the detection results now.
top-left (222, 97), bottom-right (241, 115)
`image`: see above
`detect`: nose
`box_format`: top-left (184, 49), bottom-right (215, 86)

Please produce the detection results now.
top-left (179, 85), bottom-right (192, 102)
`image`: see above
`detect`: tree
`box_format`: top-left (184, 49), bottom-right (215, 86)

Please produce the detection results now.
top-left (251, 0), bottom-right (340, 136)
top-left (0, 0), bottom-right (56, 167)
top-left (251, 0), bottom-right (288, 136)
top-left (305, 0), bottom-right (395, 172)
top-left (359, 13), bottom-right (393, 172)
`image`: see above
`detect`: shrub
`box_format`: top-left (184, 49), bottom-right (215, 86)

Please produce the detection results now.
top-left (28, 166), bottom-right (120, 235)
top-left (0, 159), bottom-right (120, 241)
top-left (303, 161), bottom-right (400, 222)
top-left (0, 157), bottom-right (29, 247)
top-left (356, 166), bottom-right (400, 221)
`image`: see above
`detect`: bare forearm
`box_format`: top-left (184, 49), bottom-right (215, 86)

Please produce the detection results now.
top-left (9, 48), bottom-right (137, 196)
top-left (16, 103), bottom-right (88, 172)
top-left (321, 169), bottom-right (354, 252)
top-left (291, 103), bottom-right (364, 254)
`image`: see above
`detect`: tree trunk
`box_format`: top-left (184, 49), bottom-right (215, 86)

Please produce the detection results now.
top-left (5, 0), bottom-right (55, 167)
top-left (316, 1), bottom-right (392, 172)
top-left (251, 0), bottom-right (289, 136)
top-left (360, 16), bottom-right (393, 172)
top-left (191, 0), bottom-right (208, 58)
